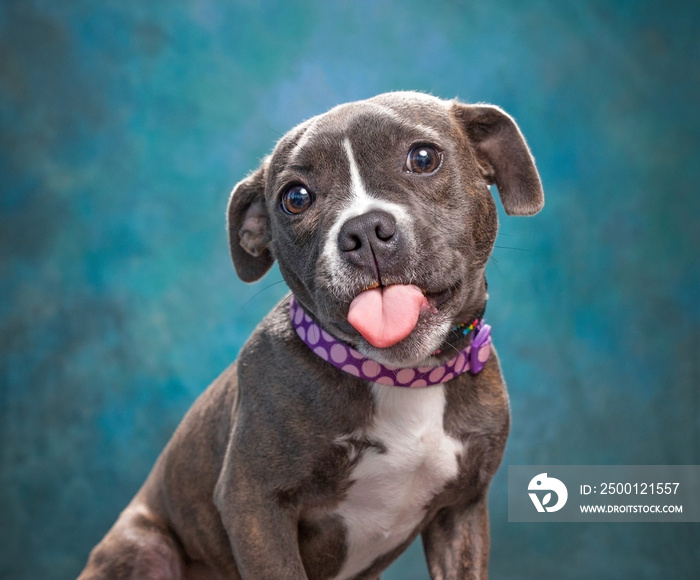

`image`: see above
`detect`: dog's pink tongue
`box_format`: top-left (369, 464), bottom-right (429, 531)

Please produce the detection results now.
top-left (347, 284), bottom-right (426, 348)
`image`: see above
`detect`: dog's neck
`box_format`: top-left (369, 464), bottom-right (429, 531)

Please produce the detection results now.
top-left (289, 296), bottom-right (491, 387)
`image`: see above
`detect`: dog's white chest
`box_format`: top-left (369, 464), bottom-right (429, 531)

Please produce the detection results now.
top-left (331, 384), bottom-right (463, 580)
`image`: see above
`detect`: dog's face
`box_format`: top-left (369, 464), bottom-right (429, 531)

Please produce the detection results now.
top-left (228, 92), bottom-right (543, 366)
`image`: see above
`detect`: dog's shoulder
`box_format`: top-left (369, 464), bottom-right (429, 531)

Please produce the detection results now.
top-left (233, 294), bottom-right (376, 439)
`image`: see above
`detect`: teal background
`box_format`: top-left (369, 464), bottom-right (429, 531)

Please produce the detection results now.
top-left (1, 0), bottom-right (699, 578)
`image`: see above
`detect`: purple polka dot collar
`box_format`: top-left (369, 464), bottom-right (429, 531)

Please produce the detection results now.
top-left (289, 296), bottom-right (492, 388)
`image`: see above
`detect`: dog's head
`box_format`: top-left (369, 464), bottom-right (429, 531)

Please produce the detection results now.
top-left (228, 92), bottom-right (543, 366)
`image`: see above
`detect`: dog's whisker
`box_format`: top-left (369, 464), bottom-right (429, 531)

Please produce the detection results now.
top-left (241, 279), bottom-right (289, 308)
top-left (488, 254), bottom-right (503, 273)
top-left (441, 338), bottom-right (462, 356)
top-left (271, 293), bottom-right (293, 318)
top-left (264, 125), bottom-right (285, 138)
top-left (493, 245), bottom-right (529, 252)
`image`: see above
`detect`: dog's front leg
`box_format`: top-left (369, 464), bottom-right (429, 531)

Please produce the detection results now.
top-left (214, 462), bottom-right (309, 580)
top-left (421, 496), bottom-right (490, 580)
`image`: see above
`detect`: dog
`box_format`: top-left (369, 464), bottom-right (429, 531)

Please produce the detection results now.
top-left (79, 91), bottom-right (543, 580)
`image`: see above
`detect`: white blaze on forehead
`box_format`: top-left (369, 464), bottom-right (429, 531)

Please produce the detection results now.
top-left (342, 137), bottom-right (372, 206)
top-left (320, 138), bottom-right (413, 277)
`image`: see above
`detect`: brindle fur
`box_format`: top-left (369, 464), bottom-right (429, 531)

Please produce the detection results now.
top-left (79, 92), bottom-right (543, 580)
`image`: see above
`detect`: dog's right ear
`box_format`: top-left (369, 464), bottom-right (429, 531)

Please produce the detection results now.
top-left (227, 159), bottom-right (275, 283)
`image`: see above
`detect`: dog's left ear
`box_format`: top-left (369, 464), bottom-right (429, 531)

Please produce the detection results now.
top-left (452, 103), bottom-right (544, 216)
top-left (227, 159), bottom-right (275, 282)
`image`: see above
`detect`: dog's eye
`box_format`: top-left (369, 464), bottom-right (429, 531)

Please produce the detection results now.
top-left (406, 146), bottom-right (442, 174)
top-left (281, 185), bottom-right (313, 215)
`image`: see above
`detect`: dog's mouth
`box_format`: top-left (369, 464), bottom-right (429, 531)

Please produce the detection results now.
top-left (345, 281), bottom-right (460, 350)
top-left (425, 285), bottom-right (457, 310)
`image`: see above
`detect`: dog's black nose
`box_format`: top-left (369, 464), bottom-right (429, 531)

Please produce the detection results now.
top-left (338, 210), bottom-right (398, 271)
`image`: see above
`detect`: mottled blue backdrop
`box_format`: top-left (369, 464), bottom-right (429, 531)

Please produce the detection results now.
top-left (1, 1), bottom-right (698, 578)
